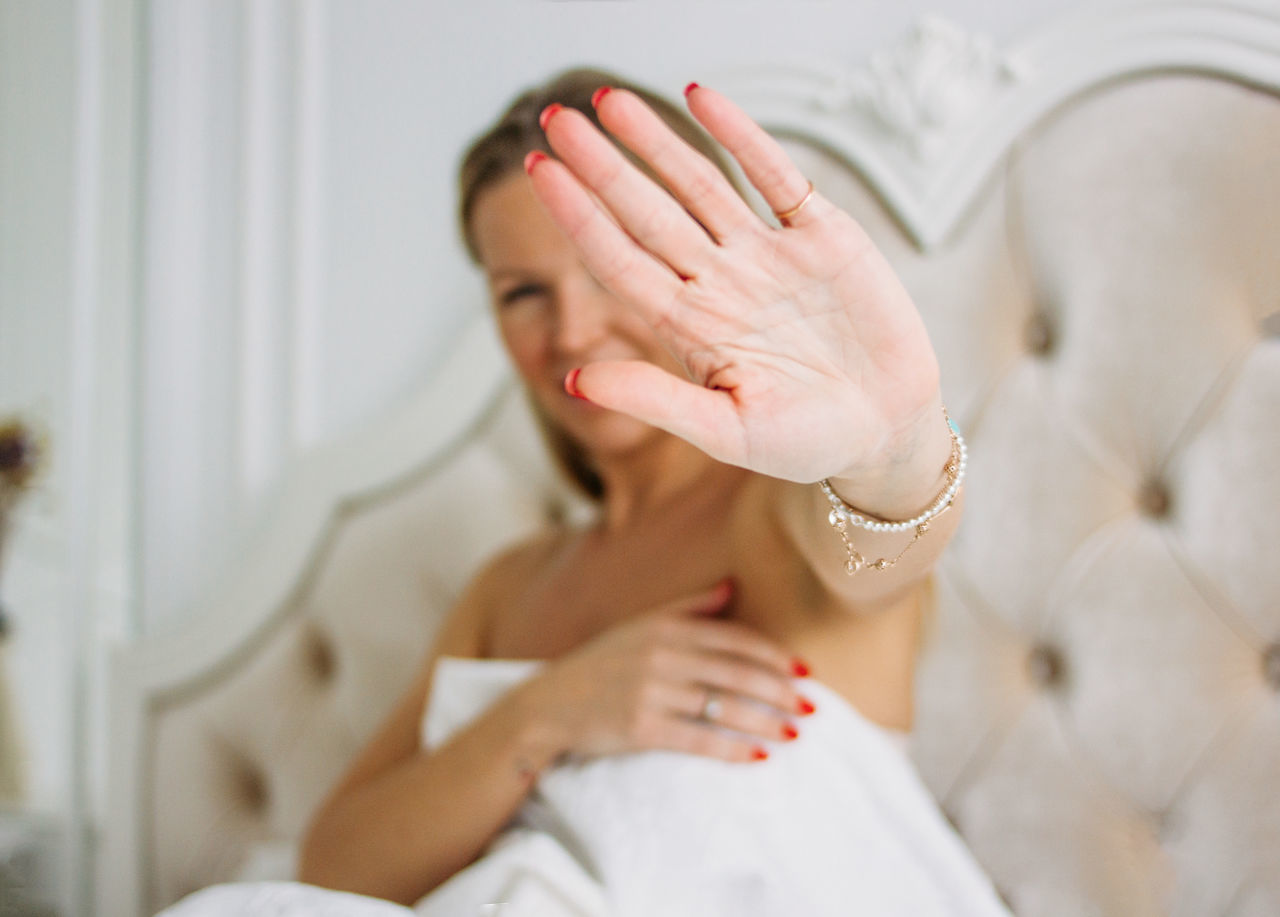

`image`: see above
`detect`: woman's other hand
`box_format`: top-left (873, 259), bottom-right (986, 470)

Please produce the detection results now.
top-left (522, 580), bottom-right (813, 765)
top-left (528, 85), bottom-right (951, 513)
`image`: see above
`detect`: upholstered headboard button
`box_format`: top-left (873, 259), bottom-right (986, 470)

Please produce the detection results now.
top-left (1027, 644), bottom-right (1067, 689)
top-left (1263, 644), bottom-right (1280, 691)
top-left (1023, 312), bottom-right (1055, 356)
top-left (304, 626), bottom-right (337, 684)
top-left (1155, 806), bottom-right (1185, 845)
top-left (1136, 480), bottom-right (1172, 519)
top-left (235, 761), bottom-right (269, 815)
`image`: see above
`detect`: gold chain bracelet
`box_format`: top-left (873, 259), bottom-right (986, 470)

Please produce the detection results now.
top-left (820, 408), bottom-right (966, 575)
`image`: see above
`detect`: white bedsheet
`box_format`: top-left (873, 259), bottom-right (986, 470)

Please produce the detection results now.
top-left (160, 656), bottom-right (1010, 916)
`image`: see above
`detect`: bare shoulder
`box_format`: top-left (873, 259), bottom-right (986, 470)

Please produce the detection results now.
top-left (310, 528), bottom-right (574, 808)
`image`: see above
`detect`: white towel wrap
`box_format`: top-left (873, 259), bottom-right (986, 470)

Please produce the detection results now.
top-left (415, 655), bottom-right (1011, 917)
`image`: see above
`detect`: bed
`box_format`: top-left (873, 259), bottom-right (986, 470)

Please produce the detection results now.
top-left (102, 5), bottom-right (1280, 915)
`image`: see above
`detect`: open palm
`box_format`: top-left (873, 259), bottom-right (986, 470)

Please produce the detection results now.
top-left (529, 85), bottom-right (943, 486)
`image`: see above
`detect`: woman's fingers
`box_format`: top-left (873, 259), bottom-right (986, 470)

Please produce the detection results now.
top-left (669, 680), bottom-right (801, 743)
top-left (525, 153), bottom-right (682, 316)
top-left (560, 581), bottom-right (819, 762)
top-left (649, 584), bottom-right (803, 686)
top-left (570, 359), bottom-right (744, 467)
top-left (648, 716), bottom-right (773, 763)
top-left (589, 88), bottom-right (759, 243)
top-left (635, 662), bottom-right (812, 761)
top-left (660, 648), bottom-right (798, 718)
top-left (684, 84), bottom-right (832, 230)
top-left (675, 617), bottom-right (805, 683)
top-left (651, 589), bottom-right (813, 735)
top-left (541, 105), bottom-right (718, 281)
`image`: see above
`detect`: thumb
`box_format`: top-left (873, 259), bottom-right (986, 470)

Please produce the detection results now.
top-left (567, 361), bottom-right (744, 466)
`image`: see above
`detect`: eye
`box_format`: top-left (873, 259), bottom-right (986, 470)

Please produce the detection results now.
top-left (498, 283), bottom-right (548, 307)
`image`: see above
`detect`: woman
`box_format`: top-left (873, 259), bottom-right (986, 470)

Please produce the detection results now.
top-left (286, 68), bottom-right (1000, 915)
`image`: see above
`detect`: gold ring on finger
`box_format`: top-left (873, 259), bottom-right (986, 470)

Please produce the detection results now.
top-left (773, 181), bottom-right (815, 226)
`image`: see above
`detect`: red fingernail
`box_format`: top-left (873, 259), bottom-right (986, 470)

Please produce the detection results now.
top-left (751, 746), bottom-right (769, 762)
top-left (797, 696), bottom-right (816, 716)
top-left (523, 150), bottom-right (548, 175)
top-left (538, 103), bottom-right (562, 131)
top-left (791, 658), bottom-right (811, 678)
top-left (591, 86), bottom-right (612, 108)
top-left (684, 82), bottom-right (700, 98)
top-left (782, 724), bottom-right (799, 741)
top-left (564, 368), bottom-right (589, 400)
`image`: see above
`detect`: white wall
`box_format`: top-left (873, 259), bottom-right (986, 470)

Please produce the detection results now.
top-left (1, 0), bottom-right (79, 821)
top-left (1, 0), bottom-right (137, 913)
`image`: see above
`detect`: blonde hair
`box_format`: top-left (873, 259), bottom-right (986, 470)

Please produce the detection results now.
top-left (458, 67), bottom-right (741, 500)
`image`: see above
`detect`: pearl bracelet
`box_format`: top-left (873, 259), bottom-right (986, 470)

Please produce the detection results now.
top-left (819, 408), bottom-right (967, 574)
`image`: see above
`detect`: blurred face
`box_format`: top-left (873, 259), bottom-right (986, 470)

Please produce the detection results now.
top-left (470, 171), bottom-right (682, 458)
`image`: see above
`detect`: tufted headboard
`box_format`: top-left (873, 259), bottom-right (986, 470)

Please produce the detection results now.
top-left (103, 8), bottom-right (1280, 917)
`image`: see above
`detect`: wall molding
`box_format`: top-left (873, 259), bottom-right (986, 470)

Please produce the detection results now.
top-left (138, 0), bottom-right (333, 630)
top-left (236, 0), bottom-right (295, 498)
top-left (719, 1), bottom-right (1280, 250)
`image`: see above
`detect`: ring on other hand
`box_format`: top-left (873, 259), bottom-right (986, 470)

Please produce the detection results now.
top-left (773, 181), bottom-right (815, 225)
top-left (700, 687), bottom-right (724, 723)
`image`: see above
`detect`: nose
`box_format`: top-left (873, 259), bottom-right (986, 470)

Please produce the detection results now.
top-left (551, 271), bottom-right (615, 355)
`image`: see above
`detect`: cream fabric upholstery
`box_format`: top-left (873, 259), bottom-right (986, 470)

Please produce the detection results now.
top-left (144, 387), bottom-right (588, 907)
top-left (118, 73), bottom-right (1279, 916)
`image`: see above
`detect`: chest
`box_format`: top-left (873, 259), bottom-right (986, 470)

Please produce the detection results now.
top-left (484, 508), bottom-right (741, 659)
top-left (480, 482), bottom-right (923, 731)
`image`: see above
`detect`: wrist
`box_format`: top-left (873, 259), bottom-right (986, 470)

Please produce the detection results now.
top-left (505, 672), bottom-right (576, 780)
top-left (818, 404), bottom-right (965, 576)
top-left (826, 399), bottom-right (955, 521)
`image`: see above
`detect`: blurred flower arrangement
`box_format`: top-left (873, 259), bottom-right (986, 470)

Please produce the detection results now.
top-left (0, 418), bottom-right (43, 804)
top-left (0, 417), bottom-right (43, 496)
top-left (0, 417), bottom-right (46, 639)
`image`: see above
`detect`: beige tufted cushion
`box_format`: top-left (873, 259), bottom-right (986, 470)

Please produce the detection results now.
top-left (133, 73), bottom-right (1279, 916)
top-left (145, 387), bottom-right (588, 908)
top-left (787, 74), bottom-right (1278, 916)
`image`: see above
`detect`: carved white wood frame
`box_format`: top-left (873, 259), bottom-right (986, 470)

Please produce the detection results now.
top-left (717, 2), bottom-right (1280, 250)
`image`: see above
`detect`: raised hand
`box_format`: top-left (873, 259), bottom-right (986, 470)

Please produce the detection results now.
top-left (527, 84), bottom-right (949, 498)
top-left (526, 581), bottom-right (812, 764)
